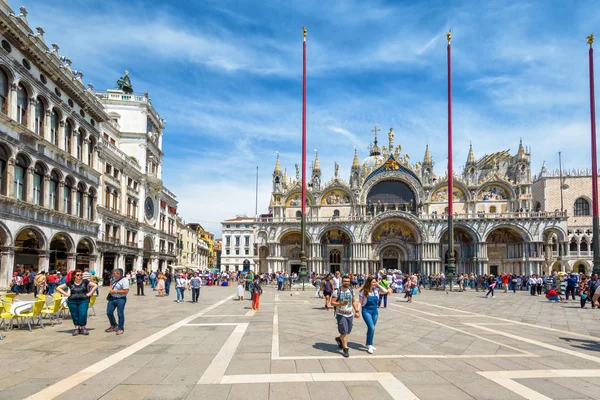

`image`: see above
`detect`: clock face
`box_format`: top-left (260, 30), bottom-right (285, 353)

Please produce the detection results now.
top-left (145, 197), bottom-right (154, 219)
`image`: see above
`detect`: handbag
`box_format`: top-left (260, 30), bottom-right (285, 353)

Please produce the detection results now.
top-left (107, 278), bottom-right (122, 300)
top-left (582, 293), bottom-right (588, 300)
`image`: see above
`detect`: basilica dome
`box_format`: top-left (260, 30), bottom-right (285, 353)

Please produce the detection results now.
top-left (361, 155), bottom-right (385, 169)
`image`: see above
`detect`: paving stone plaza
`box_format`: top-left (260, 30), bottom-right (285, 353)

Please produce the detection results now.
top-left (3, 285), bottom-right (600, 400)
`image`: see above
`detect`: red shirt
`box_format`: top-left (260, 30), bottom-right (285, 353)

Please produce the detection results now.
top-left (546, 289), bottom-right (557, 298)
top-left (47, 275), bottom-right (57, 283)
top-left (502, 274), bottom-right (509, 284)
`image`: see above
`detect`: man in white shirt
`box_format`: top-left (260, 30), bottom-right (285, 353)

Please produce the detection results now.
top-left (333, 271), bottom-right (342, 291)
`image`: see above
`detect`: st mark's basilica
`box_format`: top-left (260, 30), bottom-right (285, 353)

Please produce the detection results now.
top-left (254, 123), bottom-right (573, 277)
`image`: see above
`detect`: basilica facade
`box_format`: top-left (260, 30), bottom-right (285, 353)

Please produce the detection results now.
top-left (255, 123), bottom-right (569, 276)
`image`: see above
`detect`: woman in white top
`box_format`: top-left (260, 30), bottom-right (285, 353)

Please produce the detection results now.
top-left (237, 274), bottom-right (245, 301)
top-left (175, 273), bottom-right (188, 303)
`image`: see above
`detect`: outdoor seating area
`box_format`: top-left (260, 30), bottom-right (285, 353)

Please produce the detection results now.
top-left (0, 293), bottom-right (98, 339)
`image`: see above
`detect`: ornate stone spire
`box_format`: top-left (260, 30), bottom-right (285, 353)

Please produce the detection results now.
top-left (466, 142), bottom-right (476, 166)
top-left (352, 147), bottom-right (359, 168)
top-left (274, 152), bottom-right (281, 174)
top-left (283, 168), bottom-right (288, 182)
top-left (517, 138), bottom-right (526, 160)
top-left (423, 144), bottom-right (432, 166)
top-left (311, 150), bottom-right (321, 190)
top-left (313, 150), bottom-right (320, 171)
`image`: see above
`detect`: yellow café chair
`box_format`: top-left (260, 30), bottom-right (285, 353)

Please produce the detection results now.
top-left (3, 293), bottom-right (17, 301)
top-left (87, 294), bottom-right (98, 317)
top-left (41, 297), bottom-right (63, 327)
top-left (0, 300), bottom-right (16, 333)
top-left (52, 293), bottom-right (69, 319)
top-left (15, 300), bottom-right (45, 332)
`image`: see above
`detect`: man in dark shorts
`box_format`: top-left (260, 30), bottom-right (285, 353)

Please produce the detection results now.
top-left (331, 275), bottom-right (360, 358)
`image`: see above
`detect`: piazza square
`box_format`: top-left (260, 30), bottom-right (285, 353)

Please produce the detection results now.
top-left (3, 1), bottom-right (600, 399)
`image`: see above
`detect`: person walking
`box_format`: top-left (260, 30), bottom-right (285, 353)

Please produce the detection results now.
top-left (251, 277), bottom-right (263, 310)
top-left (502, 273), bottom-right (509, 293)
top-left (236, 274), bottom-right (246, 301)
top-left (565, 273), bottom-right (577, 301)
top-left (360, 277), bottom-right (388, 354)
top-left (378, 275), bottom-right (390, 308)
top-left (165, 270), bottom-right (172, 296)
top-left (156, 271), bottom-right (166, 297)
top-left (175, 273), bottom-right (188, 303)
top-left (150, 270), bottom-right (157, 290)
top-left (331, 275), bottom-right (360, 358)
top-left (56, 269), bottom-right (98, 336)
top-left (105, 268), bottom-right (129, 335)
top-left (190, 272), bottom-right (201, 303)
top-left (135, 270), bottom-right (145, 296)
top-left (485, 275), bottom-right (496, 298)
top-left (323, 274), bottom-right (334, 311)
top-left (277, 272), bottom-right (284, 291)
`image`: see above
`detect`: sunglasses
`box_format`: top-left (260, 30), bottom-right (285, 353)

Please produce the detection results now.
top-left (75, 274), bottom-right (83, 276)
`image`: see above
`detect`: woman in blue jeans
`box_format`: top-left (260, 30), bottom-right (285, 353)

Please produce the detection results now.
top-left (56, 269), bottom-right (98, 336)
top-left (360, 277), bottom-right (390, 354)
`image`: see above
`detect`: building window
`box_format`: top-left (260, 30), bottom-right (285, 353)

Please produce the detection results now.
top-left (16, 84), bottom-right (27, 126)
top-left (574, 198), bottom-right (591, 216)
top-left (235, 249), bottom-right (239, 255)
top-left (0, 68), bottom-right (8, 114)
top-left (13, 156), bottom-right (26, 201)
top-left (225, 236), bottom-right (230, 246)
top-left (75, 185), bottom-right (84, 218)
top-left (88, 138), bottom-right (94, 166)
top-left (50, 110), bottom-right (59, 146)
top-left (49, 171), bottom-right (59, 210)
top-left (245, 249), bottom-right (249, 255)
top-left (226, 224), bottom-right (230, 228)
top-left (226, 249), bottom-right (230, 255)
top-left (32, 164), bottom-right (43, 206)
top-left (64, 120), bottom-right (73, 153)
top-left (235, 236), bottom-right (240, 246)
top-left (87, 191), bottom-right (94, 220)
top-left (244, 236), bottom-right (250, 246)
top-left (76, 131), bottom-right (83, 160)
top-left (64, 178), bottom-right (73, 214)
top-left (35, 98), bottom-right (44, 136)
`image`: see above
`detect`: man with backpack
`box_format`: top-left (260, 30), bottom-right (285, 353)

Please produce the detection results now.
top-left (331, 275), bottom-right (360, 358)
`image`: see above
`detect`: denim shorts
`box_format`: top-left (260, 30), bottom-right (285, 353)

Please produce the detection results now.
top-left (336, 314), bottom-right (353, 335)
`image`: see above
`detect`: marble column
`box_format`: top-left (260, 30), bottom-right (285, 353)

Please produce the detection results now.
top-left (9, 83), bottom-right (17, 121)
top-left (58, 181), bottom-right (65, 213)
top-left (58, 120), bottom-right (65, 153)
top-left (0, 248), bottom-right (15, 291)
top-left (43, 174), bottom-right (50, 209)
top-left (67, 253), bottom-right (76, 271)
top-left (38, 250), bottom-right (49, 272)
top-left (27, 98), bottom-right (36, 132)
top-left (6, 158), bottom-right (14, 198)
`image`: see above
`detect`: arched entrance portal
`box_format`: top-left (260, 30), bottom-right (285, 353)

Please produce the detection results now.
top-left (50, 234), bottom-right (72, 274)
top-left (441, 227), bottom-right (476, 274)
top-left (76, 239), bottom-right (93, 270)
top-left (280, 231), bottom-right (310, 274)
top-left (485, 227), bottom-right (525, 276)
top-left (372, 218), bottom-right (418, 273)
top-left (381, 247), bottom-right (403, 271)
top-left (320, 229), bottom-right (352, 273)
top-left (14, 228), bottom-right (44, 273)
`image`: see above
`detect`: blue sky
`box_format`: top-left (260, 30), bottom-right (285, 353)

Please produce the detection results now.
top-left (19, 0), bottom-right (600, 236)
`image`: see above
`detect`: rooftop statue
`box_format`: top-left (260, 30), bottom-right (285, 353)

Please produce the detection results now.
top-left (116, 70), bottom-right (133, 94)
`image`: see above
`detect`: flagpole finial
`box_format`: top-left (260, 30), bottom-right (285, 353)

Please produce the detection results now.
top-left (588, 33), bottom-right (594, 48)
top-left (446, 29), bottom-right (452, 44)
top-left (303, 27), bottom-right (307, 39)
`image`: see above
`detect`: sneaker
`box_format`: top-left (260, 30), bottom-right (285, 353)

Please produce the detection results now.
top-left (492, 295), bottom-right (495, 298)
top-left (176, 300), bottom-right (180, 303)
top-left (342, 348), bottom-right (349, 358)
top-left (335, 336), bottom-right (343, 349)
top-left (116, 330), bottom-right (124, 335)
top-left (367, 345), bottom-right (374, 354)
top-left (80, 327), bottom-right (89, 336)
top-left (72, 328), bottom-right (80, 336)
top-left (104, 326), bottom-right (116, 333)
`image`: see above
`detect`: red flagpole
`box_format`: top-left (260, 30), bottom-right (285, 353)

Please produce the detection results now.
top-left (446, 30), bottom-right (456, 283)
top-left (447, 34), bottom-right (453, 217)
top-left (588, 34), bottom-right (600, 274)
